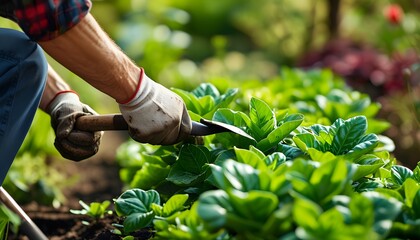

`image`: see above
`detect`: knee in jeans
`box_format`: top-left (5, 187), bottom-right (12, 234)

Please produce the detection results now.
top-left (26, 44), bottom-right (48, 88)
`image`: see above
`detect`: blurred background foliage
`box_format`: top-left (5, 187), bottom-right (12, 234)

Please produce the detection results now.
top-left (0, 0), bottom-right (418, 204)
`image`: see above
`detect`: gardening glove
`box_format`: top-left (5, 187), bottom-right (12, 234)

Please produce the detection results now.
top-left (118, 69), bottom-right (192, 145)
top-left (47, 91), bottom-right (103, 161)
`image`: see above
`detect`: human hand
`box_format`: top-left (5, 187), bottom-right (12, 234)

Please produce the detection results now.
top-left (47, 91), bottom-right (102, 161)
top-left (118, 69), bottom-right (192, 145)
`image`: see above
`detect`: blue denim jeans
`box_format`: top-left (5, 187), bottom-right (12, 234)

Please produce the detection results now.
top-left (0, 28), bottom-right (47, 185)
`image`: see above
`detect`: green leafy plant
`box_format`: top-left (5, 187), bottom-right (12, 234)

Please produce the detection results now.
top-left (212, 97), bottom-right (304, 152)
top-left (0, 205), bottom-right (20, 240)
top-left (70, 200), bottom-right (112, 220)
top-left (112, 68), bottom-right (420, 239)
top-left (172, 83), bottom-right (238, 121)
top-left (289, 115), bottom-right (379, 158)
top-left (113, 187), bottom-right (223, 239)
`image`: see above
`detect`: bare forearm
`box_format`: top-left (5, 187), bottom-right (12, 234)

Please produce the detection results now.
top-left (38, 13), bottom-right (139, 103)
top-left (39, 65), bottom-right (72, 112)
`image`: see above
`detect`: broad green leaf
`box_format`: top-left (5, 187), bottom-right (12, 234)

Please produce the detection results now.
top-left (362, 192), bottom-right (402, 237)
top-left (115, 141), bottom-right (147, 168)
top-left (351, 154), bottom-right (385, 180)
top-left (316, 131), bottom-right (333, 152)
top-left (222, 159), bottom-right (261, 191)
top-left (227, 189), bottom-right (279, 222)
top-left (349, 98), bottom-right (371, 114)
top-left (307, 148), bottom-right (336, 163)
top-left (273, 114), bottom-right (304, 140)
top-left (309, 124), bottom-right (332, 136)
top-left (234, 147), bottom-right (267, 171)
top-left (172, 90), bottom-right (202, 114)
top-left (353, 178), bottom-right (384, 192)
top-left (197, 95), bottom-right (215, 116)
top-left (374, 188), bottom-right (404, 202)
top-left (197, 190), bottom-right (231, 230)
top-left (391, 165), bottom-right (414, 186)
top-left (287, 160), bottom-right (320, 201)
top-left (213, 149), bottom-right (236, 166)
top-left (123, 211), bottom-right (155, 233)
top-left (352, 163), bottom-right (384, 181)
top-left (347, 134), bottom-right (379, 159)
top-left (162, 194), bottom-right (189, 217)
top-left (275, 109), bottom-right (289, 122)
top-left (331, 116), bottom-right (367, 155)
top-left (249, 145), bottom-right (266, 159)
top-left (377, 168), bottom-right (392, 179)
top-left (261, 203), bottom-right (294, 236)
top-left (309, 158), bottom-right (349, 203)
top-left (288, 159), bottom-right (320, 180)
top-left (175, 83), bottom-right (238, 118)
top-left (293, 133), bottom-right (317, 152)
top-left (293, 198), bottom-right (322, 230)
top-left (403, 178), bottom-right (420, 209)
top-left (208, 164), bottom-right (225, 190)
top-left (214, 88), bottom-right (238, 107)
top-left (130, 163), bottom-right (170, 189)
top-left (213, 108), bottom-right (250, 130)
top-left (271, 164), bottom-right (292, 196)
top-left (114, 189), bottom-right (160, 216)
top-left (314, 208), bottom-right (347, 238)
top-left (259, 113), bottom-right (303, 151)
top-left (264, 152), bottom-right (287, 169)
top-left (348, 194), bottom-right (375, 229)
top-left (212, 108), bottom-right (256, 148)
top-left (167, 145), bottom-right (212, 186)
top-left (277, 144), bottom-right (304, 160)
top-left (197, 190), bottom-right (262, 233)
top-left (249, 98), bottom-right (276, 140)
top-left (328, 89), bottom-right (352, 104)
top-left (191, 83), bottom-right (220, 98)
top-left (114, 189), bottom-right (160, 232)
top-left (331, 118), bottom-right (345, 130)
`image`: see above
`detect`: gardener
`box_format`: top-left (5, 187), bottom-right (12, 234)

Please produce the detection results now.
top-left (0, 0), bottom-right (192, 185)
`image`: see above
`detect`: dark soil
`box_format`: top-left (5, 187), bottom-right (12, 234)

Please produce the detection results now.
top-left (6, 132), bottom-right (153, 240)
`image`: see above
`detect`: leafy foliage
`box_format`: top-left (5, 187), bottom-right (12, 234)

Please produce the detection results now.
top-left (172, 83), bottom-right (238, 121)
top-left (0, 204), bottom-right (20, 239)
top-left (112, 69), bottom-right (419, 239)
top-left (70, 200), bottom-right (112, 220)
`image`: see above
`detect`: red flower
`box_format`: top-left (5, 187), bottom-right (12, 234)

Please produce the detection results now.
top-left (384, 4), bottom-right (404, 25)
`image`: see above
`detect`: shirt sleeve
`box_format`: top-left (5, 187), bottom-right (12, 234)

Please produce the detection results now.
top-left (12, 0), bottom-right (92, 41)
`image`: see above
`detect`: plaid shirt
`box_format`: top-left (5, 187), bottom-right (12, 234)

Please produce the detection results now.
top-left (0, 0), bottom-right (91, 41)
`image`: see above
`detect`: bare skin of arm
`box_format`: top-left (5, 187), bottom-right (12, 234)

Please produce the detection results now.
top-left (39, 65), bottom-right (72, 111)
top-left (38, 13), bottom-right (139, 104)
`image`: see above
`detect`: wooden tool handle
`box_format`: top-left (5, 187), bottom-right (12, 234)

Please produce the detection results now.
top-left (76, 114), bottom-right (213, 136)
top-left (76, 114), bottom-right (128, 131)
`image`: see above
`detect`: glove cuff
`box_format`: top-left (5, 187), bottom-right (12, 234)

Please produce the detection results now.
top-left (46, 90), bottom-right (80, 114)
top-left (118, 68), bottom-right (145, 105)
top-left (118, 68), bottom-right (153, 107)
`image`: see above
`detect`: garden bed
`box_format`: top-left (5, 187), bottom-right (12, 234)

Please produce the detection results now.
top-left (8, 132), bottom-right (134, 240)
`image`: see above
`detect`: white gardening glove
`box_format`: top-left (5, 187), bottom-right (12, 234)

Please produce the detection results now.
top-left (118, 69), bottom-right (192, 145)
top-left (47, 91), bottom-right (102, 161)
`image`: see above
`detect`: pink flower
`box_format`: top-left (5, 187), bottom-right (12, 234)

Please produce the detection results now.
top-left (384, 4), bottom-right (404, 25)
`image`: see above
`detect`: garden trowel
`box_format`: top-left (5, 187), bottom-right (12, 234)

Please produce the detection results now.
top-left (0, 187), bottom-right (48, 240)
top-left (76, 114), bottom-right (253, 140)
